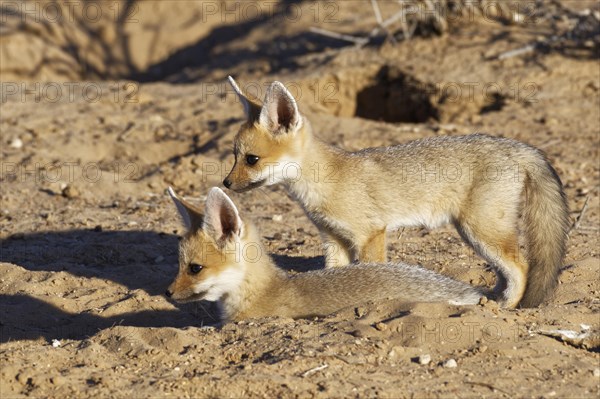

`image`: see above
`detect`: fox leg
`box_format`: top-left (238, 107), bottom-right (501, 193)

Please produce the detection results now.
top-left (455, 219), bottom-right (528, 308)
top-left (357, 229), bottom-right (387, 263)
top-left (321, 232), bottom-right (353, 268)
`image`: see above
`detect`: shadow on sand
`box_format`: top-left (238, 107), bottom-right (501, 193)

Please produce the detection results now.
top-left (0, 229), bottom-right (324, 343)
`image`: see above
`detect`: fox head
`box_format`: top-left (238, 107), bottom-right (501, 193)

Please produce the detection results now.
top-left (165, 187), bottom-right (260, 303)
top-left (223, 76), bottom-right (309, 192)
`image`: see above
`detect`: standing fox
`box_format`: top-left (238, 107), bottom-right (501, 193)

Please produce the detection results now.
top-left (222, 77), bottom-right (569, 308)
top-left (165, 187), bottom-right (484, 322)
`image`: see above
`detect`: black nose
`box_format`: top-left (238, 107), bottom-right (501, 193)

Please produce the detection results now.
top-left (223, 179), bottom-right (232, 188)
top-left (165, 290), bottom-right (172, 298)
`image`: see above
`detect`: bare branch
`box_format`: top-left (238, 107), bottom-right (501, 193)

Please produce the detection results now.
top-left (570, 195), bottom-right (590, 233)
top-left (309, 27), bottom-right (369, 46)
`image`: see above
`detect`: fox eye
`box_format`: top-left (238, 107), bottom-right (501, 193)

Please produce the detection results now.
top-left (189, 263), bottom-right (203, 274)
top-left (246, 154), bottom-right (259, 165)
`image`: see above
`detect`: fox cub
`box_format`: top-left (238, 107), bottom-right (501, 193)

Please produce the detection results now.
top-left (222, 77), bottom-right (569, 309)
top-left (165, 187), bottom-right (483, 322)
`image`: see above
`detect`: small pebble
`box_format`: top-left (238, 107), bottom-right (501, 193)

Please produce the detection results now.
top-left (51, 339), bottom-right (61, 348)
top-left (577, 187), bottom-right (589, 196)
top-left (593, 368), bottom-right (600, 377)
top-left (50, 375), bottom-right (65, 385)
top-left (418, 354), bottom-right (431, 365)
top-left (443, 358), bottom-right (457, 368)
top-left (354, 306), bottom-right (367, 318)
top-left (62, 184), bottom-right (79, 199)
top-left (512, 12), bottom-right (525, 24)
top-left (272, 214), bottom-right (283, 222)
top-left (349, 329), bottom-right (363, 338)
top-left (16, 373), bottom-right (32, 385)
top-left (9, 137), bottom-right (23, 149)
top-left (483, 299), bottom-right (500, 311)
top-left (374, 322), bottom-right (387, 331)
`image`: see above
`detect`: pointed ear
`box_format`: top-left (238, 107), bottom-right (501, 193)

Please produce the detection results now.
top-left (259, 81), bottom-right (302, 134)
top-left (203, 187), bottom-right (243, 244)
top-left (168, 187), bottom-right (204, 232)
top-left (228, 76), bottom-right (262, 122)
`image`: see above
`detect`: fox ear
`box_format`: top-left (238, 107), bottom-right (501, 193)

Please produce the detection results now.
top-left (259, 81), bottom-right (302, 134)
top-left (203, 187), bottom-right (243, 244)
top-left (168, 187), bottom-right (204, 232)
top-left (228, 76), bottom-right (262, 122)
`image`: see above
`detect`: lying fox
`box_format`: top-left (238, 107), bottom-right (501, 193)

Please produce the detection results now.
top-left (222, 77), bottom-right (569, 308)
top-left (165, 187), bottom-right (483, 322)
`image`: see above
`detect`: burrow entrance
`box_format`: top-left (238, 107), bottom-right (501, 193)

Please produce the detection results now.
top-left (303, 64), bottom-right (507, 124)
top-left (355, 65), bottom-right (439, 123)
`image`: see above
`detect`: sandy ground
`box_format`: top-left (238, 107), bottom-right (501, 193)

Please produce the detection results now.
top-left (1, 1), bottom-right (599, 398)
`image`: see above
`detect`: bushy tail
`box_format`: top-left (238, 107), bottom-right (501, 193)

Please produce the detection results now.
top-left (519, 159), bottom-right (569, 307)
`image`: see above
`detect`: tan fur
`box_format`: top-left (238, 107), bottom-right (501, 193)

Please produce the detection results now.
top-left (358, 229), bottom-right (387, 264)
top-left (223, 78), bottom-right (570, 308)
top-left (167, 229), bottom-right (232, 302)
top-left (165, 187), bottom-right (484, 322)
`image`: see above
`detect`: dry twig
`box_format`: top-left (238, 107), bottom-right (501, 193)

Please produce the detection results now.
top-left (309, 27), bottom-right (369, 46)
top-left (301, 364), bottom-right (329, 377)
top-left (570, 195), bottom-right (590, 233)
top-left (497, 44), bottom-right (537, 60)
